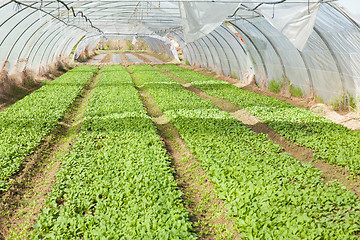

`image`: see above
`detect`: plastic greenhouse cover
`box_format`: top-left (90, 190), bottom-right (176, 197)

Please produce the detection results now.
top-left (179, 1), bottom-right (239, 43)
top-left (253, 1), bottom-right (321, 50)
top-left (148, 34), bottom-right (180, 62)
top-left (337, 0), bottom-right (360, 23)
top-left (74, 33), bottom-right (103, 60)
top-left (179, 0), bottom-right (323, 50)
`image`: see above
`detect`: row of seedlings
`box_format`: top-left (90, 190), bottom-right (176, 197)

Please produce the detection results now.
top-left (130, 65), bottom-right (360, 239)
top-left (0, 65), bottom-right (98, 191)
top-left (32, 65), bottom-right (196, 239)
top-left (157, 64), bottom-right (360, 174)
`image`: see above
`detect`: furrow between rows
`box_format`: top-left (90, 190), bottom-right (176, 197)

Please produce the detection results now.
top-left (129, 65), bottom-right (360, 239)
top-left (32, 65), bottom-right (196, 239)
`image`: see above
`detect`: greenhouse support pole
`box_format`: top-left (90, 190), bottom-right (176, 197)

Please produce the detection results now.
top-left (243, 19), bottom-right (288, 89)
top-left (229, 22), bottom-right (269, 80)
top-left (313, 27), bottom-right (347, 107)
top-left (214, 28), bottom-right (243, 77)
top-left (199, 37), bottom-right (217, 70)
top-left (171, 31), bottom-right (196, 65)
top-left (208, 32), bottom-right (233, 76)
top-left (220, 25), bottom-right (248, 78)
top-left (297, 49), bottom-right (315, 97)
top-left (202, 35), bottom-right (226, 75)
top-left (326, 3), bottom-right (360, 33)
top-left (193, 40), bottom-right (209, 69)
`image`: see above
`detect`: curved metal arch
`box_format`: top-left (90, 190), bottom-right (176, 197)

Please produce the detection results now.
top-left (188, 41), bottom-right (204, 67)
top-left (207, 31), bottom-right (232, 76)
top-left (11, 0), bottom-right (94, 33)
top-left (229, 22), bottom-right (268, 79)
top-left (200, 34), bottom-right (226, 75)
top-left (198, 37), bottom-right (216, 70)
top-left (297, 49), bottom-right (314, 96)
top-left (58, 35), bottom-right (79, 58)
top-left (17, 17), bottom-right (60, 61)
top-left (29, 21), bottom-right (68, 68)
top-left (44, 27), bottom-right (82, 64)
top-left (220, 24), bottom-right (247, 55)
top-left (0, 2), bottom-right (40, 46)
top-left (0, 1), bottom-right (37, 29)
top-left (20, 5), bottom-right (87, 66)
top-left (321, 2), bottom-right (358, 98)
top-left (192, 39), bottom-right (209, 68)
top-left (313, 27), bottom-right (347, 104)
top-left (28, 21), bottom-right (81, 69)
top-left (243, 18), bottom-right (288, 80)
top-left (213, 27), bottom-right (243, 76)
top-left (326, 2), bottom-right (360, 33)
top-left (78, 1), bottom-right (181, 28)
top-left (3, 2), bottom-right (54, 61)
top-left (172, 31), bottom-right (203, 67)
top-left (57, 32), bottom-right (100, 60)
top-left (170, 31), bottom-right (196, 65)
top-left (4, 2), bottom-right (85, 68)
top-left (168, 32), bottom-right (187, 60)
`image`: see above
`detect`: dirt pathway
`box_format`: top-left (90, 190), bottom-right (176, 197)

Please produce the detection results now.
top-left (159, 67), bottom-right (360, 199)
top-left (144, 52), bottom-right (169, 62)
top-left (128, 67), bottom-right (241, 239)
top-left (0, 72), bottom-right (101, 239)
top-left (99, 53), bottom-right (112, 64)
top-left (119, 52), bottom-right (131, 66)
top-left (132, 52), bottom-right (152, 64)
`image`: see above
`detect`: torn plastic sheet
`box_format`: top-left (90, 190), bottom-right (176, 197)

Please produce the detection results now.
top-left (179, 0), bottom-right (322, 51)
top-left (254, 1), bottom-right (321, 51)
top-left (132, 36), bottom-right (137, 45)
top-left (142, 34), bottom-right (180, 62)
top-left (179, 1), bottom-right (239, 43)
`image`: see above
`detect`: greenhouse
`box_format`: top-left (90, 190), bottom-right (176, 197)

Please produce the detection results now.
top-left (0, 0), bottom-right (360, 239)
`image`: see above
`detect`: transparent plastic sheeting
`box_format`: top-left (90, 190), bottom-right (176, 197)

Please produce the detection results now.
top-left (142, 35), bottom-right (180, 62)
top-left (179, 1), bottom-right (238, 43)
top-left (179, 0), bottom-right (321, 50)
top-left (0, 0), bottom-right (99, 74)
top-left (170, 1), bottom-right (360, 104)
top-left (73, 33), bottom-right (103, 60)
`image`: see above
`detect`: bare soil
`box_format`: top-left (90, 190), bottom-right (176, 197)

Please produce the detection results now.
top-left (143, 52), bottom-right (170, 63)
top-left (132, 52), bottom-right (152, 64)
top-left (128, 67), bottom-right (241, 239)
top-left (119, 52), bottom-right (131, 65)
top-left (161, 68), bottom-right (360, 199)
top-left (0, 73), bottom-right (100, 239)
top-left (99, 53), bottom-right (112, 64)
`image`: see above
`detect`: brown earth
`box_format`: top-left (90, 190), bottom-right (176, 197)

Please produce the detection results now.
top-left (143, 52), bottom-right (170, 63)
top-left (144, 52), bottom-right (171, 63)
top-left (99, 53), bottom-right (112, 64)
top-left (119, 52), bottom-right (131, 66)
top-left (132, 52), bottom-right (153, 64)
